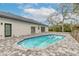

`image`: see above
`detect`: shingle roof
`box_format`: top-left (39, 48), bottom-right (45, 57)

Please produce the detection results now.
top-left (0, 11), bottom-right (48, 26)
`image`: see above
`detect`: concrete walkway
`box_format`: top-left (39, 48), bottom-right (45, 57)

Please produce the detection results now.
top-left (0, 32), bottom-right (79, 56)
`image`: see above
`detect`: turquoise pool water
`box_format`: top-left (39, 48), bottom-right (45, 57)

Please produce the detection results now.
top-left (17, 34), bottom-right (64, 48)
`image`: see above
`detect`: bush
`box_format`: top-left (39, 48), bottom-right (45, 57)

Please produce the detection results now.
top-left (49, 24), bottom-right (72, 32)
top-left (64, 24), bottom-right (71, 32)
top-left (49, 25), bottom-right (62, 32)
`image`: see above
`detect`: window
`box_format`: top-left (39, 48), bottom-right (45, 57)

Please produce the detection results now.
top-left (41, 27), bottom-right (45, 32)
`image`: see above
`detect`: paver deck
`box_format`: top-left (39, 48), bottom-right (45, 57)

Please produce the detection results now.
top-left (0, 32), bottom-right (79, 56)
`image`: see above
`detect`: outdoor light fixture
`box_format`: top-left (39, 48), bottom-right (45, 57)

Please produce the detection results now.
top-left (1, 22), bottom-right (3, 25)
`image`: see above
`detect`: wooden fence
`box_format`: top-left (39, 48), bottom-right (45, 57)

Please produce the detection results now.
top-left (71, 30), bottom-right (79, 42)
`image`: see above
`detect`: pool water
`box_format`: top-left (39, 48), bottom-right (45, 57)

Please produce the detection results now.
top-left (17, 34), bottom-right (64, 48)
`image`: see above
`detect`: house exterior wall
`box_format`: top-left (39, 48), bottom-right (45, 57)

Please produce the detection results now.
top-left (45, 27), bottom-right (48, 32)
top-left (0, 17), bottom-right (48, 39)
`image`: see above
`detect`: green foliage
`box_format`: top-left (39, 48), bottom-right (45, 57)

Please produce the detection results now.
top-left (63, 24), bottom-right (71, 32)
top-left (53, 25), bottom-right (62, 32)
top-left (73, 25), bottom-right (79, 30)
top-left (49, 24), bottom-right (72, 32)
top-left (73, 4), bottom-right (79, 14)
top-left (49, 25), bottom-right (62, 32)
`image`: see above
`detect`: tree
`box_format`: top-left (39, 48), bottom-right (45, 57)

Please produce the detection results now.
top-left (47, 12), bottom-right (62, 31)
top-left (73, 3), bottom-right (79, 14)
top-left (48, 3), bottom-right (78, 32)
top-left (59, 3), bottom-right (72, 32)
top-left (72, 4), bottom-right (79, 25)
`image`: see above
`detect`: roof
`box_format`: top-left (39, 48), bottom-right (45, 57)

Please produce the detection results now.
top-left (0, 11), bottom-right (48, 26)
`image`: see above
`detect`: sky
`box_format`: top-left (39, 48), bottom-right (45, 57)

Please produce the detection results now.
top-left (0, 3), bottom-right (60, 24)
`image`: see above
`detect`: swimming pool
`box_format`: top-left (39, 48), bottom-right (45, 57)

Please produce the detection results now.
top-left (17, 34), bottom-right (64, 48)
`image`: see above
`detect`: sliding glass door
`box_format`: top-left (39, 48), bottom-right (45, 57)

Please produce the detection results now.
top-left (31, 26), bottom-right (35, 34)
top-left (5, 23), bottom-right (12, 37)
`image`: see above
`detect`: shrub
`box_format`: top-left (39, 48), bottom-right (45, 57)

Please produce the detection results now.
top-left (64, 24), bottom-right (71, 32)
top-left (49, 24), bottom-right (72, 32)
